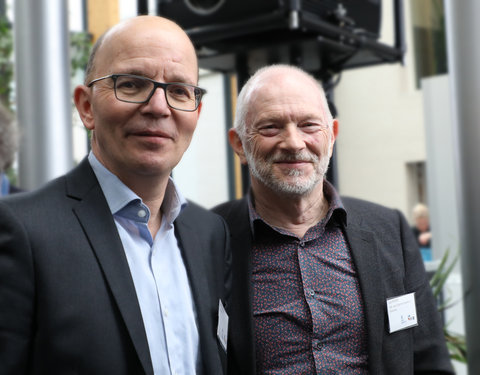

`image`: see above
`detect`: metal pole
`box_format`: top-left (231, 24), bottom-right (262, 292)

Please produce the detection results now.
top-left (137, 0), bottom-right (148, 15)
top-left (393, 0), bottom-right (406, 64)
top-left (445, 0), bottom-right (480, 370)
top-left (234, 53), bottom-right (251, 196)
top-left (0, 0), bottom-right (5, 18)
top-left (14, 0), bottom-right (73, 190)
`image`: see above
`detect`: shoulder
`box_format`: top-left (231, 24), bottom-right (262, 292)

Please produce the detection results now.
top-left (342, 196), bottom-right (403, 220)
top-left (342, 195), bottom-right (395, 213)
top-left (8, 184), bottom-right (23, 194)
top-left (181, 200), bottom-right (219, 218)
top-left (179, 200), bottom-right (228, 229)
top-left (0, 176), bottom-right (73, 246)
top-left (212, 198), bottom-right (248, 219)
top-left (1, 175), bottom-right (67, 212)
top-left (0, 160), bottom-right (101, 228)
top-left (0, 158), bottom-right (95, 212)
top-left (341, 196), bottom-right (410, 236)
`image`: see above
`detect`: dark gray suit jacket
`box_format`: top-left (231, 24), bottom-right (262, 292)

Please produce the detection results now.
top-left (213, 196), bottom-right (454, 375)
top-left (0, 158), bottom-right (231, 375)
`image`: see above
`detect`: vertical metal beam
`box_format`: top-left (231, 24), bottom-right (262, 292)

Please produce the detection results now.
top-left (234, 53), bottom-right (251, 196)
top-left (445, 0), bottom-right (480, 370)
top-left (14, 0), bottom-right (73, 190)
top-left (393, 0), bottom-right (406, 63)
top-left (148, 0), bottom-right (157, 15)
top-left (223, 73), bottom-right (236, 201)
top-left (82, 0), bottom-right (88, 30)
top-left (137, 0), bottom-right (148, 15)
top-left (0, 0), bottom-right (6, 18)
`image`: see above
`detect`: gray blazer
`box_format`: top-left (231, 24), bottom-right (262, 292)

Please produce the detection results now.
top-left (0, 157), bottom-right (231, 375)
top-left (213, 196), bottom-right (454, 375)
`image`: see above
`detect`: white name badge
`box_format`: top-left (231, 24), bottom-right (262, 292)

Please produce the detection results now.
top-left (386, 292), bottom-right (418, 333)
top-left (217, 300), bottom-right (229, 352)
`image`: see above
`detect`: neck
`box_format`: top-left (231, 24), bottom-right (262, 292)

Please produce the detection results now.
top-left (252, 180), bottom-right (329, 238)
top-left (91, 150), bottom-right (170, 238)
top-left (122, 174), bottom-right (170, 239)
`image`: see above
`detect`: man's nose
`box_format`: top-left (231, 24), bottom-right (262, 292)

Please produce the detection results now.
top-left (281, 125), bottom-right (305, 151)
top-left (141, 86), bottom-right (171, 115)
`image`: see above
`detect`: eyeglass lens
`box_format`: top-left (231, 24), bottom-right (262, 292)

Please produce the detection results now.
top-left (114, 76), bottom-right (198, 110)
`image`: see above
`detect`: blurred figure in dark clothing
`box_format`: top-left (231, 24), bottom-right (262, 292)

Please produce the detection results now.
top-left (0, 103), bottom-right (20, 196)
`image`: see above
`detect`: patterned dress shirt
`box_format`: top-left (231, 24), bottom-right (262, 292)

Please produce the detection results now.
top-left (248, 181), bottom-right (368, 374)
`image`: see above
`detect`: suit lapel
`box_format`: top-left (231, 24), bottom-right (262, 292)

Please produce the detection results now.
top-left (174, 212), bottom-right (222, 374)
top-left (174, 215), bottom-right (211, 308)
top-left (67, 159), bottom-right (154, 375)
top-left (222, 199), bottom-right (256, 375)
top-left (343, 222), bottom-right (384, 374)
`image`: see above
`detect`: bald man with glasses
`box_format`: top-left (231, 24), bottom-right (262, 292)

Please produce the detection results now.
top-left (0, 15), bottom-right (231, 375)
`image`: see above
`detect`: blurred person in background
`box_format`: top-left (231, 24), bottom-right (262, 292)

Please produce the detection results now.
top-left (0, 102), bottom-right (21, 195)
top-left (411, 203), bottom-right (432, 247)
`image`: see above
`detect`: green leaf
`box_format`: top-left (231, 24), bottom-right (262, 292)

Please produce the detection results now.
top-left (429, 249), bottom-right (467, 363)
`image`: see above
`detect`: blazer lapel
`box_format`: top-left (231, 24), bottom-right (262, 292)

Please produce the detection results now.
top-left (66, 159), bottom-right (154, 375)
top-left (222, 198), bottom-right (256, 375)
top-left (174, 212), bottom-right (223, 374)
top-left (343, 222), bottom-right (384, 374)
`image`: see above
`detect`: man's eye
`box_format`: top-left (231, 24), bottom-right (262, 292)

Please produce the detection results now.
top-left (117, 78), bottom-right (148, 90)
top-left (168, 85), bottom-right (192, 98)
top-left (258, 125), bottom-right (280, 136)
top-left (300, 123), bottom-right (325, 132)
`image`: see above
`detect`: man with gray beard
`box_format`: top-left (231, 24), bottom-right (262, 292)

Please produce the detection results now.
top-left (213, 64), bottom-right (453, 375)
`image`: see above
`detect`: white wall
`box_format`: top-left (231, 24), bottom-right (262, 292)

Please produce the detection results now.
top-left (173, 71), bottom-right (230, 208)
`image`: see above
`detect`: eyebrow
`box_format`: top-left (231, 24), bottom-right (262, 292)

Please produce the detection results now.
top-left (255, 113), bottom-right (326, 124)
top-left (117, 70), bottom-right (151, 78)
top-left (116, 70), bottom-right (194, 85)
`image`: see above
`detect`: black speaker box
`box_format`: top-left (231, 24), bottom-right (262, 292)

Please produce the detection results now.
top-left (158, 0), bottom-right (402, 74)
top-left (159, 0), bottom-right (380, 38)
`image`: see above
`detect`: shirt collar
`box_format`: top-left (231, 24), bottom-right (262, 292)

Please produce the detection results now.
top-left (322, 179), bottom-right (347, 226)
top-left (247, 179), bottom-right (347, 235)
top-left (88, 152), bottom-right (187, 223)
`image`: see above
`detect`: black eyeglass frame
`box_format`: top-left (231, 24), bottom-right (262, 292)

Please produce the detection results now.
top-left (87, 74), bottom-right (207, 112)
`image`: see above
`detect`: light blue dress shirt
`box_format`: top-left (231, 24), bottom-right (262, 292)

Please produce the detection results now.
top-left (88, 152), bottom-right (201, 375)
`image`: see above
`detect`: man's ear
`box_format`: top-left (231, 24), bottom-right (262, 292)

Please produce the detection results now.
top-left (196, 101), bottom-right (202, 118)
top-left (329, 119), bottom-right (339, 157)
top-left (228, 128), bottom-right (248, 165)
top-left (73, 85), bottom-right (95, 131)
top-left (332, 119), bottom-right (339, 139)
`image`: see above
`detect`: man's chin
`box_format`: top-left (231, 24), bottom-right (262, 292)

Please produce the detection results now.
top-left (265, 177), bottom-right (318, 196)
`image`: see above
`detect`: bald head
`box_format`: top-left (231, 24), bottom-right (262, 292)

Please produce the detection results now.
top-left (234, 64), bottom-right (333, 140)
top-left (85, 16), bottom-right (198, 84)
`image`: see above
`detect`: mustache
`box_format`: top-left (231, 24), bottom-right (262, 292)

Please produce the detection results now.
top-left (267, 151), bottom-right (319, 163)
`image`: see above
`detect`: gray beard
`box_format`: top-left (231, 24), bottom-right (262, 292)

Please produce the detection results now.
top-left (244, 148), bottom-right (330, 197)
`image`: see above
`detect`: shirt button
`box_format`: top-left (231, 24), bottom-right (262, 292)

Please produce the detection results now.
top-left (137, 209), bottom-right (147, 218)
top-left (307, 289), bottom-right (315, 297)
top-left (164, 308), bottom-right (169, 318)
top-left (299, 241), bottom-right (305, 247)
top-left (314, 340), bottom-right (322, 350)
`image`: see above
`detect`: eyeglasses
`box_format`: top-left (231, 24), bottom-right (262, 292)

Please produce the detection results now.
top-left (87, 74), bottom-right (206, 112)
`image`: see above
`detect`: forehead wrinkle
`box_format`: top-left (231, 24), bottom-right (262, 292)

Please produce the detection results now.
top-left (243, 68), bottom-right (331, 133)
top-left (249, 93), bottom-right (326, 126)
